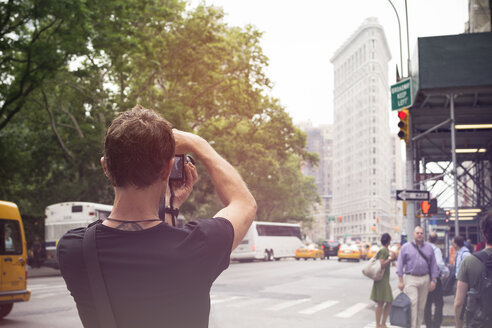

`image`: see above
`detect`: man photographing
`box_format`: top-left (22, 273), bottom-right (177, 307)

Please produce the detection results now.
top-left (57, 105), bottom-right (257, 328)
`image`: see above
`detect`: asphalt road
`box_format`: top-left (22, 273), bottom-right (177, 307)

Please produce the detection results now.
top-left (5, 258), bottom-right (454, 327)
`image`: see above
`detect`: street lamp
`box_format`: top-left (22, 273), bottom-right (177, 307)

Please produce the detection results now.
top-left (386, 0), bottom-right (403, 78)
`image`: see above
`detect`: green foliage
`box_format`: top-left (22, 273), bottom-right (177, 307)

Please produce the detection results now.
top-left (0, 0), bottom-right (320, 243)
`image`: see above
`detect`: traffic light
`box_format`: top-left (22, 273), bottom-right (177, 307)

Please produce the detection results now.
top-left (397, 108), bottom-right (410, 143)
top-left (376, 217), bottom-right (380, 224)
top-left (422, 199), bottom-right (438, 215)
top-left (445, 210), bottom-right (450, 223)
top-left (422, 201), bottom-right (430, 214)
top-left (429, 199), bottom-right (437, 214)
top-left (338, 216), bottom-right (342, 223)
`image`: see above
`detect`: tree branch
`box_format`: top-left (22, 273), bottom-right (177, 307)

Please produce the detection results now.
top-left (41, 89), bottom-right (74, 161)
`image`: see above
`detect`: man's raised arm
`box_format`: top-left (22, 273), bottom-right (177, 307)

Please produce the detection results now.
top-left (173, 130), bottom-right (257, 249)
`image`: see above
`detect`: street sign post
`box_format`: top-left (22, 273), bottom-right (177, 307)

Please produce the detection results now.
top-left (396, 189), bottom-right (429, 201)
top-left (391, 78), bottom-right (413, 111)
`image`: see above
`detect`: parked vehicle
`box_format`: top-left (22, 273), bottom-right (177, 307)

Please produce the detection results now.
top-left (321, 240), bottom-right (340, 259)
top-left (230, 221), bottom-right (303, 262)
top-left (295, 244), bottom-right (324, 260)
top-left (44, 202), bottom-right (112, 268)
top-left (367, 244), bottom-right (381, 259)
top-left (0, 201), bottom-right (31, 318)
top-left (337, 244), bottom-right (361, 262)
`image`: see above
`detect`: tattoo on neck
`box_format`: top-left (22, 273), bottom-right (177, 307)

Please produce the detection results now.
top-left (115, 222), bottom-right (144, 231)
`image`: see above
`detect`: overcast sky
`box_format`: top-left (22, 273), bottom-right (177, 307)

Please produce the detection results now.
top-left (188, 0), bottom-right (468, 129)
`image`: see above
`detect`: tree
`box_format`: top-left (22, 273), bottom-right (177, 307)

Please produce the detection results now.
top-left (0, 1), bottom-right (319, 227)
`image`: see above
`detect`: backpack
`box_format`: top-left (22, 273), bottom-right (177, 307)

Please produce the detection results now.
top-left (390, 292), bottom-right (411, 328)
top-left (465, 250), bottom-right (492, 328)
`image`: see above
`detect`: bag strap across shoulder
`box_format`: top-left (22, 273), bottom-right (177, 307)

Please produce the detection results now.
top-left (412, 242), bottom-right (432, 278)
top-left (83, 223), bottom-right (118, 328)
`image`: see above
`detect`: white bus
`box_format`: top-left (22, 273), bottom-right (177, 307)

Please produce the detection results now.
top-left (230, 221), bottom-right (303, 262)
top-left (44, 201), bottom-right (112, 268)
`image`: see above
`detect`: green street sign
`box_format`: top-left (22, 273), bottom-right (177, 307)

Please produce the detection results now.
top-left (327, 216), bottom-right (335, 222)
top-left (391, 78), bottom-right (413, 111)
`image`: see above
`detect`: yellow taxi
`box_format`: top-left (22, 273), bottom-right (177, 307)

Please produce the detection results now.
top-left (367, 244), bottom-right (381, 259)
top-left (0, 201), bottom-right (31, 318)
top-left (337, 244), bottom-right (361, 262)
top-left (295, 244), bottom-right (324, 260)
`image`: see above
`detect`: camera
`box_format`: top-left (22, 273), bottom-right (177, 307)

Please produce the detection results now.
top-left (170, 154), bottom-right (195, 182)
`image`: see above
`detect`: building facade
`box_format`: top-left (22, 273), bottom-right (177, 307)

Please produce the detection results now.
top-left (300, 122), bottom-right (334, 242)
top-left (330, 18), bottom-right (393, 243)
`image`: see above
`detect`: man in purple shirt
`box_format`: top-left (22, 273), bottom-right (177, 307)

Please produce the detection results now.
top-left (397, 226), bottom-right (439, 328)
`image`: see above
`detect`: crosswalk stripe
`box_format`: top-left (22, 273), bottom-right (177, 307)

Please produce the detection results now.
top-left (335, 302), bottom-right (368, 318)
top-left (267, 298), bottom-right (310, 311)
top-left (211, 296), bottom-right (244, 305)
top-left (227, 297), bottom-right (271, 308)
top-left (298, 300), bottom-right (338, 314)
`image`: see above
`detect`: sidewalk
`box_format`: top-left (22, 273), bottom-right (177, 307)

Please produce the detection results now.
top-left (442, 294), bottom-right (456, 327)
top-left (27, 266), bottom-right (61, 278)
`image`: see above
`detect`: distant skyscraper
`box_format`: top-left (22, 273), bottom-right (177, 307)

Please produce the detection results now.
top-left (330, 18), bottom-right (393, 243)
top-left (300, 122), bottom-right (333, 241)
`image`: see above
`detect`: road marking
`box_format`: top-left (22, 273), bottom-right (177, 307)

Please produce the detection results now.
top-left (335, 302), bottom-right (368, 318)
top-left (211, 296), bottom-right (244, 305)
top-left (33, 293), bottom-right (58, 299)
top-left (227, 297), bottom-right (271, 308)
top-left (267, 298), bottom-right (310, 311)
top-left (298, 300), bottom-right (338, 314)
top-left (29, 284), bottom-right (66, 291)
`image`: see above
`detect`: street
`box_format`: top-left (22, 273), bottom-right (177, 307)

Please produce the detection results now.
top-left (7, 258), bottom-right (409, 328)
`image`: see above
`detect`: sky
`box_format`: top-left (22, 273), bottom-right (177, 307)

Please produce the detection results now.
top-left (188, 0), bottom-right (468, 129)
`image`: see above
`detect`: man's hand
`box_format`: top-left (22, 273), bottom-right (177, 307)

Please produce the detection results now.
top-left (429, 280), bottom-right (436, 292)
top-left (398, 280), bottom-right (405, 291)
top-left (168, 162), bottom-right (198, 208)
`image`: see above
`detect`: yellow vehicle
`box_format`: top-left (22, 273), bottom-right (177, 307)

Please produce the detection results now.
top-left (0, 201), bottom-right (31, 318)
top-left (337, 244), bottom-right (361, 262)
top-left (295, 244), bottom-right (324, 260)
top-left (367, 245), bottom-right (381, 259)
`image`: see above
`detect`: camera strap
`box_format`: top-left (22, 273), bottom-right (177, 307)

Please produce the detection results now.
top-left (167, 182), bottom-right (177, 227)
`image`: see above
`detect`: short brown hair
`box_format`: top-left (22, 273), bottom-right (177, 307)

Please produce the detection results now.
top-left (481, 209), bottom-right (492, 245)
top-left (104, 105), bottom-right (175, 188)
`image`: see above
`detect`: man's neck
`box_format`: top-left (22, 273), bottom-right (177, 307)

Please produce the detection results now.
top-left (415, 240), bottom-right (424, 247)
top-left (110, 182), bottom-right (164, 221)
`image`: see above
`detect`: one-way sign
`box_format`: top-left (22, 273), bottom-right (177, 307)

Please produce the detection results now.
top-left (396, 190), bottom-right (430, 201)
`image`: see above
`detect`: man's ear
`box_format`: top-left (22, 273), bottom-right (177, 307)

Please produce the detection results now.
top-left (162, 157), bottom-right (175, 181)
top-left (100, 157), bottom-right (110, 178)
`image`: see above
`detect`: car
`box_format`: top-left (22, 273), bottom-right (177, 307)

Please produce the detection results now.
top-left (367, 244), bottom-right (381, 259)
top-left (321, 240), bottom-right (340, 259)
top-left (295, 244), bottom-right (324, 260)
top-left (337, 244), bottom-right (361, 262)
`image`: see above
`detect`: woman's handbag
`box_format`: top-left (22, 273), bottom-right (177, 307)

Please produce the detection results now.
top-left (362, 252), bottom-right (385, 281)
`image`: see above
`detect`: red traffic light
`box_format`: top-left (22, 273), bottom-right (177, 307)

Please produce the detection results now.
top-left (422, 201), bottom-right (431, 214)
top-left (338, 216), bottom-right (342, 222)
top-left (398, 110), bottom-right (407, 120)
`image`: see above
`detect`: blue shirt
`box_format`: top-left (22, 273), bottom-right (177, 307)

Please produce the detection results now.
top-left (455, 246), bottom-right (471, 278)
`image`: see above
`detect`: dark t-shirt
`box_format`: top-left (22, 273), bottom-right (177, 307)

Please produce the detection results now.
top-left (57, 218), bottom-right (234, 328)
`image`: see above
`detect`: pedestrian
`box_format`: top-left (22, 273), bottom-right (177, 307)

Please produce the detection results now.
top-left (396, 226), bottom-right (440, 328)
top-left (453, 236), bottom-right (471, 278)
top-left (31, 236), bottom-right (43, 268)
top-left (370, 233), bottom-right (396, 328)
top-left (424, 232), bottom-right (449, 328)
top-left (57, 105), bottom-right (257, 328)
top-left (454, 210), bottom-right (492, 328)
